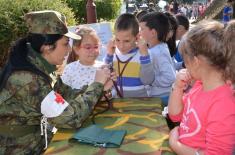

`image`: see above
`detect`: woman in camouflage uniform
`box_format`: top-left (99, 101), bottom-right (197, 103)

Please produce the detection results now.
top-left (0, 10), bottom-right (114, 155)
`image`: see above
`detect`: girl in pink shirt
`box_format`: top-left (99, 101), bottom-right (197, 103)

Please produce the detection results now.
top-left (168, 20), bottom-right (235, 155)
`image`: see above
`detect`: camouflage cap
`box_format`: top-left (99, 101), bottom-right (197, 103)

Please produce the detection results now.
top-left (24, 10), bottom-right (81, 40)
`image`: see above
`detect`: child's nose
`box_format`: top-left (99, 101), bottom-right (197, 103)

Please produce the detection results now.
top-left (119, 42), bottom-right (125, 49)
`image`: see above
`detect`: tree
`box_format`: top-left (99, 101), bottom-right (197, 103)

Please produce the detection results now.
top-left (65, 0), bottom-right (122, 23)
top-left (0, 0), bottom-right (76, 67)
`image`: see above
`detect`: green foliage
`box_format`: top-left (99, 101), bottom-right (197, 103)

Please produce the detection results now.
top-left (96, 0), bottom-right (122, 21)
top-left (64, 0), bottom-right (87, 24)
top-left (0, 0), bottom-right (76, 67)
top-left (65, 0), bottom-right (122, 23)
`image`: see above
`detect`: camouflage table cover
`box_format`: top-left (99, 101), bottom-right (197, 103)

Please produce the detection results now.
top-left (44, 98), bottom-right (176, 155)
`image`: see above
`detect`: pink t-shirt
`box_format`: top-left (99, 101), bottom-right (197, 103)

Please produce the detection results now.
top-left (170, 81), bottom-right (235, 155)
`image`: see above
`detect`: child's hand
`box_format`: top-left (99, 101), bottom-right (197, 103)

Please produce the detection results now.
top-left (169, 127), bottom-right (179, 149)
top-left (137, 36), bottom-right (148, 56)
top-left (106, 39), bottom-right (116, 55)
top-left (94, 67), bottom-right (111, 85)
top-left (169, 126), bottom-right (179, 141)
top-left (174, 69), bottom-right (192, 91)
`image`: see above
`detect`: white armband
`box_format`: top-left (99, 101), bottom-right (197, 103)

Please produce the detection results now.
top-left (41, 90), bottom-right (69, 118)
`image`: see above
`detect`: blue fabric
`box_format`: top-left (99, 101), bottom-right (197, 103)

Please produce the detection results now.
top-left (174, 50), bottom-right (183, 62)
top-left (128, 47), bottom-right (138, 54)
top-left (104, 54), bottom-right (113, 64)
top-left (174, 42), bottom-right (183, 62)
top-left (223, 6), bottom-right (232, 22)
top-left (117, 77), bottom-right (143, 87)
top-left (139, 55), bottom-right (150, 60)
top-left (160, 96), bottom-right (169, 107)
top-left (140, 55), bottom-right (151, 64)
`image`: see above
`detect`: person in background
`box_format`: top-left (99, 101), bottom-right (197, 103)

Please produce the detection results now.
top-left (173, 14), bottom-right (190, 70)
top-left (165, 12), bottom-right (178, 58)
top-left (0, 10), bottom-right (115, 154)
top-left (168, 20), bottom-right (235, 155)
top-left (159, 13), bottom-right (181, 128)
top-left (139, 12), bottom-right (176, 98)
top-left (135, 10), bottom-right (148, 21)
top-left (192, 3), bottom-right (199, 20)
top-left (61, 26), bottom-right (104, 90)
top-left (169, 2), bottom-right (174, 14)
top-left (173, 0), bottom-right (179, 14)
top-left (152, 12), bottom-right (178, 128)
top-left (198, 3), bottom-right (203, 17)
top-left (222, 0), bottom-right (234, 25)
top-left (104, 13), bottom-right (154, 98)
top-left (164, 4), bottom-right (170, 12)
top-left (180, 5), bottom-right (187, 16)
top-left (148, 2), bottom-right (156, 12)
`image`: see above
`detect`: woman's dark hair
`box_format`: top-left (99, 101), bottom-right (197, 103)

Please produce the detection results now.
top-left (27, 33), bottom-right (63, 52)
top-left (165, 12), bottom-right (178, 57)
top-left (140, 12), bottom-right (170, 42)
top-left (0, 34), bottom-right (63, 90)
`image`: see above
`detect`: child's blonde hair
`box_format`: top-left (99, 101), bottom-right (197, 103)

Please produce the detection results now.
top-left (224, 20), bottom-right (235, 83)
top-left (67, 26), bottom-right (99, 64)
top-left (179, 20), bottom-right (234, 82)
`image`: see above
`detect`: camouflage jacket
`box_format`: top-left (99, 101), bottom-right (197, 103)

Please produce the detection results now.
top-left (0, 45), bottom-right (104, 155)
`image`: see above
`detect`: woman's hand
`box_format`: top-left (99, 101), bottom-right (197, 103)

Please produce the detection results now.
top-left (94, 67), bottom-right (110, 85)
top-left (104, 70), bottom-right (117, 91)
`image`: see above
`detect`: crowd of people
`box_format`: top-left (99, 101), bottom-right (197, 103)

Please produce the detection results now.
top-left (0, 1), bottom-right (234, 154)
top-left (165, 1), bottom-right (210, 20)
top-left (132, 0), bottom-right (234, 24)
top-left (130, 0), bottom-right (212, 20)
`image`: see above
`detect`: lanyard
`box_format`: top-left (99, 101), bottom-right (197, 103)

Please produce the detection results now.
top-left (115, 48), bottom-right (138, 97)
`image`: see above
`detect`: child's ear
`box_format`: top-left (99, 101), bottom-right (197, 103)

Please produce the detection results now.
top-left (151, 29), bottom-right (158, 37)
top-left (151, 29), bottom-right (157, 35)
top-left (41, 45), bottom-right (52, 54)
top-left (193, 56), bottom-right (200, 68)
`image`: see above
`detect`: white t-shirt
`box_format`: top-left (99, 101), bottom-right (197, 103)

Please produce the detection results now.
top-left (61, 61), bottom-right (103, 89)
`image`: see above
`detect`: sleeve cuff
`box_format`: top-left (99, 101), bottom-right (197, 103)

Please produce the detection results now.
top-left (140, 55), bottom-right (151, 64)
top-left (104, 54), bottom-right (114, 64)
top-left (168, 113), bottom-right (182, 122)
